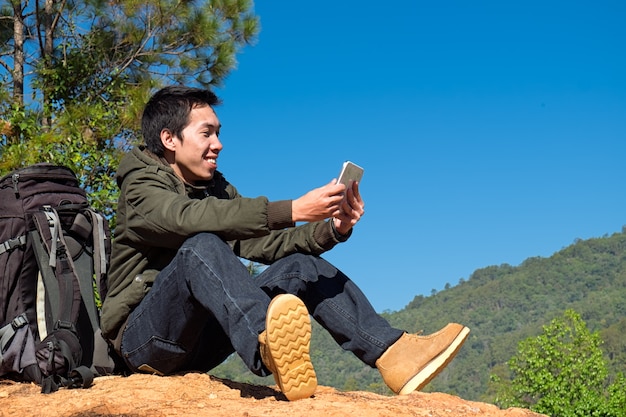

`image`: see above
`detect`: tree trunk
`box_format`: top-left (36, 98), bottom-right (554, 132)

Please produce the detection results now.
top-left (41, 0), bottom-right (55, 128)
top-left (12, 1), bottom-right (25, 107)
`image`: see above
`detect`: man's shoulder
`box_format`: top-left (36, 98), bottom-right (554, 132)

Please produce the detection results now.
top-left (119, 147), bottom-right (177, 184)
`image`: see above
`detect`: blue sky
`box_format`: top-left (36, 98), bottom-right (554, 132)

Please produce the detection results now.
top-left (214, 1), bottom-right (626, 313)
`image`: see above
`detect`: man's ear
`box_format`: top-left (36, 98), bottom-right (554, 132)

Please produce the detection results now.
top-left (161, 129), bottom-right (177, 152)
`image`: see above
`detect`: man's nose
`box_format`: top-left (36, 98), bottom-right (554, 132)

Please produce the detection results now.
top-left (211, 136), bottom-right (223, 153)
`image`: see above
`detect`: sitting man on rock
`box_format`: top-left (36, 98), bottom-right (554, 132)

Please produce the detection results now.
top-left (100, 85), bottom-right (470, 401)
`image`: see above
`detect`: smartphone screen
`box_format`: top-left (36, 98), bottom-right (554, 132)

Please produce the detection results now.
top-left (337, 161), bottom-right (364, 188)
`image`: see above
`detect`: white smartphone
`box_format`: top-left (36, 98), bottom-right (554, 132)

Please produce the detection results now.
top-left (337, 161), bottom-right (364, 188)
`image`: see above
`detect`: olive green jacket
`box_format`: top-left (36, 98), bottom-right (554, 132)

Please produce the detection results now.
top-left (100, 146), bottom-right (348, 343)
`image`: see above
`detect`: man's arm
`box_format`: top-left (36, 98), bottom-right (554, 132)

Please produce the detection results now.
top-left (122, 171), bottom-right (278, 247)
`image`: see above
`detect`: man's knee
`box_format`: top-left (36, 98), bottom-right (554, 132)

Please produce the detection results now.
top-left (178, 232), bottom-right (241, 273)
top-left (273, 253), bottom-right (338, 280)
top-left (298, 253), bottom-right (335, 273)
top-left (181, 233), bottom-right (235, 257)
top-left (183, 232), bottom-right (225, 248)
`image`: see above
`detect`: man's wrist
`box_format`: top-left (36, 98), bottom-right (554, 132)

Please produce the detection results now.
top-left (330, 218), bottom-right (351, 241)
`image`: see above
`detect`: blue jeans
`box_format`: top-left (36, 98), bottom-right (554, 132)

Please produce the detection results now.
top-left (121, 233), bottom-right (404, 377)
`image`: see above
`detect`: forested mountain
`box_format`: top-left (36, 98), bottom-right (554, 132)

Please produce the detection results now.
top-left (212, 228), bottom-right (626, 402)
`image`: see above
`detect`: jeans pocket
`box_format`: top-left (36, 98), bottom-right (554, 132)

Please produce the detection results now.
top-left (125, 336), bottom-right (187, 375)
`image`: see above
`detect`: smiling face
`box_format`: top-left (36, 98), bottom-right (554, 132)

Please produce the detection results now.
top-left (161, 104), bottom-right (223, 185)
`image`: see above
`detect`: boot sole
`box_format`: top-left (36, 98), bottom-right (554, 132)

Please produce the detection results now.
top-left (398, 326), bottom-right (470, 395)
top-left (264, 294), bottom-right (317, 400)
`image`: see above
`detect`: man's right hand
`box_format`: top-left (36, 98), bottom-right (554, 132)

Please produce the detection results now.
top-left (292, 180), bottom-right (346, 223)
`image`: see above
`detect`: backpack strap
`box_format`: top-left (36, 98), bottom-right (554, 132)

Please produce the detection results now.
top-left (82, 210), bottom-right (116, 376)
top-left (89, 210), bottom-right (108, 287)
top-left (57, 207), bottom-right (104, 334)
top-left (0, 313), bottom-right (41, 382)
top-left (0, 314), bottom-right (28, 357)
top-left (30, 208), bottom-right (82, 332)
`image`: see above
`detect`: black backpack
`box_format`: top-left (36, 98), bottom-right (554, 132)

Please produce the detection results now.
top-left (0, 163), bottom-right (116, 393)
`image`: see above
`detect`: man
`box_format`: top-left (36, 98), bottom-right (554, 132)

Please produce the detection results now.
top-left (100, 85), bottom-right (470, 401)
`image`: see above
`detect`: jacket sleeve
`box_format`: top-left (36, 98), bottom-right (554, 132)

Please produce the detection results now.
top-left (121, 168), bottom-right (291, 248)
top-left (234, 219), bottom-right (351, 264)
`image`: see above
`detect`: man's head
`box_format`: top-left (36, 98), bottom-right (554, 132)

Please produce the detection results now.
top-left (142, 86), bottom-right (223, 184)
top-left (142, 86), bottom-right (221, 155)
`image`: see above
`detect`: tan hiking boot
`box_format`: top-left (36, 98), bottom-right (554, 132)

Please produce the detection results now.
top-left (376, 323), bottom-right (470, 395)
top-left (258, 294), bottom-right (317, 401)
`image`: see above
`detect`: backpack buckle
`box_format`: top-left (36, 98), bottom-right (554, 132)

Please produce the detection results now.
top-left (11, 313), bottom-right (29, 330)
top-left (42, 205), bottom-right (56, 227)
top-left (0, 235), bottom-right (27, 255)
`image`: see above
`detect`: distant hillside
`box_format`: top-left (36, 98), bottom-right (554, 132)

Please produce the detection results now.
top-left (212, 228), bottom-right (626, 402)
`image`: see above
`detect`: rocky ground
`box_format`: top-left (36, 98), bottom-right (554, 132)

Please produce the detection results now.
top-left (0, 373), bottom-right (547, 417)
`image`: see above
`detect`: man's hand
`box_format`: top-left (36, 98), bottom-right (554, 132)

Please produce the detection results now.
top-left (333, 181), bottom-right (365, 235)
top-left (292, 180), bottom-right (345, 223)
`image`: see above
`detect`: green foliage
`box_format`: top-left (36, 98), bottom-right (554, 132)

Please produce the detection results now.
top-left (497, 309), bottom-right (614, 416)
top-left (1, 81), bottom-right (132, 224)
top-left (606, 373), bottom-right (626, 415)
top-left (245, 260), bottom-right (265, 277)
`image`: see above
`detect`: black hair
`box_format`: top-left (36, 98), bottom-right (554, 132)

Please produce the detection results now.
top-left (141, 85), bottom-right (221, 156)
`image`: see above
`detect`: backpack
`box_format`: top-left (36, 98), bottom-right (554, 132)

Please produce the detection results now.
top-left (0, 163), bottom-right (116, 393)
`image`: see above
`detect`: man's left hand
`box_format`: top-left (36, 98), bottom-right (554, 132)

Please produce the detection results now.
top-left (333, 181), bottom-right (364, 235)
